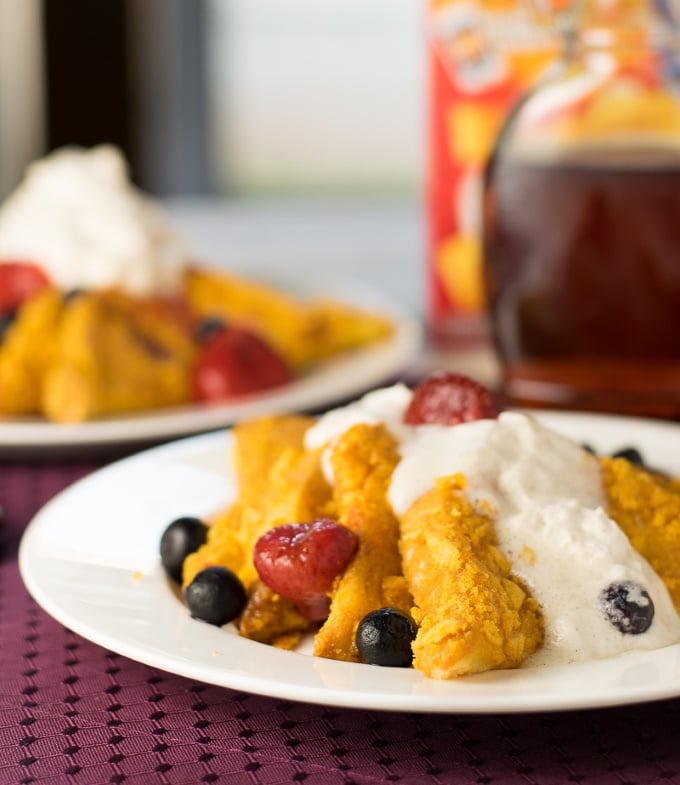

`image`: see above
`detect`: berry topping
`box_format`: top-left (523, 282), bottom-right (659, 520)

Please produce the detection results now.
top-left (184, 566), bottom-right (247, 626)
top-left (0, 261), bottom-right (51, 313)
top-left (0, 312), bottom-right (15, 343)
top-left (253, 519), bottom-right (358, 621)
top-left (355, 607), bottom-right (418, 667)
top-left (194, 316), bottom-right (227, 345)
top-left (599, 581), bottom-right (655, 635)
top-left (192, 324), bottom-right (293, 402)
top-left (160, 516), bottom-right (208, 584)
top-left (611, 447), bottom-right (644, 466)
top-left (403, 371), bottom-right (499, 426)
top-left (62, 288), bottom-right (87, 304)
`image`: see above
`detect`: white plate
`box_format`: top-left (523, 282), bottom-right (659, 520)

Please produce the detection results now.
top-left (0, 281), bottom-right (421, 454)
top-left (18, 411), bottom-right (680, 714)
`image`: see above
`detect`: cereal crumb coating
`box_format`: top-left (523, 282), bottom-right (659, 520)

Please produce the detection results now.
top-left (602, 456), bottom-right (680, 612)
top-left (399, 475), bottom-right (544, 679)
top-left (314, 423), bottom-right (412, 662)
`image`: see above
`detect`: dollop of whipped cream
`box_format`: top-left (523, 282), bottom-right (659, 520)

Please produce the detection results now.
top-left (306, 384), bottom-right (680, 666)
top-left (0, 145), bottom-right (190, 296)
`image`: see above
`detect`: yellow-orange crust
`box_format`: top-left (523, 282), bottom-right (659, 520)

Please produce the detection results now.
top-left (185, 267), bottom-right (393, 371)
top-left (601, 457), bottom-right (680, 612)
top-left (0, 288), bottom-right (63, 415)
top-left (182, 414), bottom-right (333, 590)
top-left (238, 581), bottom-right (310, 648)
top-left (42, 290), bottom-right (196, 423)
top-left (182, 415), bottom-right (336, 648)
top-left (398, 475), bottom-right (544, 679)
top-left (313, 423), bottom-right (412, 662)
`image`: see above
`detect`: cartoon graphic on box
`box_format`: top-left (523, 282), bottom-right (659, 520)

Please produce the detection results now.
top-left (427, 0), bottom-right (557, 341)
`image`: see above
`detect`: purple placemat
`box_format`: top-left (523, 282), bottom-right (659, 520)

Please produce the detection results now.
top-left (2, 457), bottom-right (680, 785)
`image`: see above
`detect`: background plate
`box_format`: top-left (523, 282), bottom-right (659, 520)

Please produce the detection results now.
top-left (0, 279), bottom-right (420, 456)
top-left (18, 411), bottom-right (680, 713)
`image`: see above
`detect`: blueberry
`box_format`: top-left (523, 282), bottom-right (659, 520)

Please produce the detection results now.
top-left (609, 446), bottom-right (669, 479)
top-left (195, 317), bottom-right (227, 345)
top-left (160, 516), bottom-right (208, 583)
top-left (0, 312), bottom-right (15, 342)
top-left (355, 607), bottom-right (418, 667)
top-left (184, 566), bottom-right (247, 626)
top-left (62, 288), bottom-right (87, 304)
top-left (611, 447), bottom-right (644, 466)
top-left (599, 581), bottom-right (655, 635)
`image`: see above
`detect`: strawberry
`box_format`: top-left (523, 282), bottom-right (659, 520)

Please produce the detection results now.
top-left (0, 261), bottom-right (51, 313)
top-left (403, 371), bottom-right (499, 425)
top-left (253, 519), bottom-right (358, 621)
top-left (192, 324), bottom-right (293, 402)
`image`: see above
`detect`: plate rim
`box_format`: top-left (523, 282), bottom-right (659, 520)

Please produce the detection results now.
top-left (18, 410), bottom-right (680, 714)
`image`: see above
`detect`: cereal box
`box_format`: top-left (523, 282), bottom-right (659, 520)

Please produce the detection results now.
top-left (427, 0), bottom-right (558, 345)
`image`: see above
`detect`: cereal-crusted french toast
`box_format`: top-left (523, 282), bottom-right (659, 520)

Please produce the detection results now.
top-left (399, 475), bottom-right (543, 679)
top-left (313, 423), bottom-right (412, 662)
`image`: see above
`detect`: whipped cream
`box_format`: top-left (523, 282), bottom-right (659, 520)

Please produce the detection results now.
top-left (0, 145), bottom-right (190, 296)
top-left (306, 385), bottom-right (680, 667)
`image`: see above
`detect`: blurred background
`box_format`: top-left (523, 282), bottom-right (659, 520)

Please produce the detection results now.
top-left (0, 0), bottom-right (424, 199)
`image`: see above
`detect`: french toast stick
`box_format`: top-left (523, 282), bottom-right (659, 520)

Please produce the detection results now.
top-left (183, 414), bottom-right (333, 590)
top-left (399, 475), bottom-right (544, 679)
top-left (602, 456), bottom-right (680, 612)
top-left (42, 290), bottom-right (195, 422)
top-left (314, 423), bottom-right (412, 662)
top-left (0, 288), bottom-right (62, 415)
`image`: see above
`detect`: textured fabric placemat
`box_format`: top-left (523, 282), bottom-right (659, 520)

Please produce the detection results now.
top-left (2, 458), bottom-right (680, 785)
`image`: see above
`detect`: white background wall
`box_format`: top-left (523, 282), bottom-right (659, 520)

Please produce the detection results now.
top-left (0, 1), bottom-right (426, 199)
top-left (206, 0), bottom-right (426, 195)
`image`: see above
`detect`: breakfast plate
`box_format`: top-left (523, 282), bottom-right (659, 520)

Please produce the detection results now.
top-left (0, 283), bottom-right (421, 456)
top-left (18, 410), bottom-right (680, 713)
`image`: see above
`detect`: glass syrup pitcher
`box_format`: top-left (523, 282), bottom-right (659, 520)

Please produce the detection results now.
top-left (482, 0), bottom-right (680, 418)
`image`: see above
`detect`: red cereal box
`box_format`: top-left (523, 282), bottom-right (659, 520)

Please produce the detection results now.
top-left (427, 0), bottom-right (558, 346)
